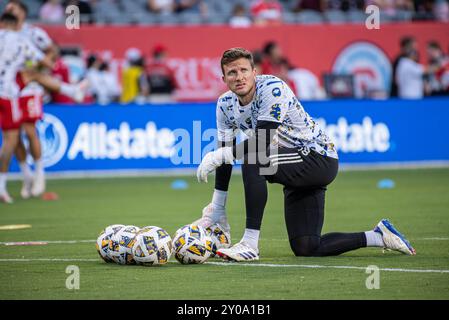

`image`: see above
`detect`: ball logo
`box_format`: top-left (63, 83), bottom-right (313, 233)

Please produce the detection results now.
top-left (34, 113), bottom-right (68, 167)
top-left (332, 42), bottom-right (391, 98)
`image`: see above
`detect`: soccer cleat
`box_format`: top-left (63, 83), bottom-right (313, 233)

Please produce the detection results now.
top-left (20, 176), bottom-right (33, 199)
top-left (375, 219), bottom-right (416, 255)
top-left (192, 203), bottom-right (230, 233)
top-left (0, 190), bottom-right (14, 204)
top-left (216, 241), bottom-right (259, 262)
top-left (31, 173), bottom-right (46, 197)
top-left (73, 79), bottom-right (89, 103)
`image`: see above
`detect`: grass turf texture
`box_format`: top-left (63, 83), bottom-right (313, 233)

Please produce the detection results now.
top-left (0, 168), bottom-right (448, 299)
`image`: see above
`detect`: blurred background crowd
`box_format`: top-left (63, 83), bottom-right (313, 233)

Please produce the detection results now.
top-left (28, 0), bottom-right (449, 25)
top-left (6, 0), bottom-right (448, 104)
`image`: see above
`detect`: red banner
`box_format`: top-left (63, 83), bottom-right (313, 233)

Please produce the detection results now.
top-left (43, 23), bottom-right (449, 101)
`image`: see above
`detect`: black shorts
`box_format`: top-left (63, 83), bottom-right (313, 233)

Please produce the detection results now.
top-left (262, 147), bottom-right (339, 239)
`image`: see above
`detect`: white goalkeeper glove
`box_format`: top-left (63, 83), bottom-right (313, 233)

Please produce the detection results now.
top-left (197, 147), bottom-right (234, 183)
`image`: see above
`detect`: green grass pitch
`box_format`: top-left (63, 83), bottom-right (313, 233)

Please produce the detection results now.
top-left (0, 168), bottom-right (448, 299)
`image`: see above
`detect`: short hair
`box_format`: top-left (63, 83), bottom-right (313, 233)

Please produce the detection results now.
top-left (0, 12), bottom-right (18, 25)
top-left (220, 47), bottom-right (254, 74)
top-left (7, 0), bottom-right (28, 17)
top-left (262, 41), bottom-right (278, 56)
top-left (400, 36), bottom-right (415, 49)
top-left (427, 41), bottom-right (442, 51)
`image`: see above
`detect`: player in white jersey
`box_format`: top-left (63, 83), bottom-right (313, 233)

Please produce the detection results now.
top-left (194, 48), bottom-right (415, 260)
top-left (0, 13), bottom-right (45, 203)
top-left (5, 0), bottom-right (88, 198)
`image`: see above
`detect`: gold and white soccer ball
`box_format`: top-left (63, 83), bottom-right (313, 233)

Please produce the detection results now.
top-left (96, 224), bottom-right (125, 263)
top-left (172, 225), bottom-right (213, 264)
top-left (108, 225), bottom-right (140, 265)
top-left (132, 226), bottom-right (173, 266)
top-left (205, 223), bottom-right (231, 256)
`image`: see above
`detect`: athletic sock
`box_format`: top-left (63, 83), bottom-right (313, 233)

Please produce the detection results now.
top-left (242, 228), bottom-right (260, 251)
top-left (0, 173), bottom-right (7, 192)
top-left (19, 161), bottom-right (33, 180)
top-left (365, 230), bottom-right (384, 247)
top-left (210, 189), bottom-right (227, 220)
top-left (34, 159), bottom-right (44, 176)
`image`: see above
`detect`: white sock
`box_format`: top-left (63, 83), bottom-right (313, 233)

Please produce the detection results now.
top-left (365, 230), bottom-right (384, 247)
top-left (19, 161), bottom-right (33, 180)
top-left (210, 189), bottom-right (227, 220)
top-left (0, 173), bottom-right (7, 192)
top-left (242, 228), bottom-right (260, 250)
top-left (60, 83), bottom-right (76, 99)
top-left (212, 189), bottom-right (227, 207)
top-left (34, 159), bottom-right (44, 176)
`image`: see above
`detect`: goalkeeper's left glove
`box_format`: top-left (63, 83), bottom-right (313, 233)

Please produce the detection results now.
top-left (197, 147), bottom-right (234, 183)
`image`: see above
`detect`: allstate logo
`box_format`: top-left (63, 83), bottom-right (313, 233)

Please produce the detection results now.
top-left (34, 113), bottom-right (68, 167)
top-left (332, 42), bottom-right (392, 98)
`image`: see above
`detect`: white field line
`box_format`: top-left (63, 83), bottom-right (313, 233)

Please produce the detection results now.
top-left (0, 258), bottom-right (447, 274)
top-left (1, 237), bottom-right (448, 246)
top-left (205, 262), bottom-right (449, 274)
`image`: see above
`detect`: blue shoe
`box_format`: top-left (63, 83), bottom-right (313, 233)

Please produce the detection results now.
top-left (374, 219), bottom-right (416, 255)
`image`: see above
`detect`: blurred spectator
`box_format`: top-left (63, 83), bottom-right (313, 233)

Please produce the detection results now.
top-left (39, 0), bottom-right (65, 23)
top-left (250, 0), bottom-right (283, 25)
top-left (366, 0), bottom-right (414, 18)
top-left (288, 63), bottom-right (326, 100)
top-left (426, 41), bottom-right (449, 95)
top-left (141, 44), bottom-right (178, 103)
top-left (293, 0), bottom-right (326, 12)
top-left (121, 48), bottom-right (145, 103)
top-left (65, 0), bottom-right (95, 24)
top-left (396, 49), bottom-right (425, 99)
top-left (51, 47), bottom-right (78, 103)
top-left (278, 58), bottom-right (298, 95)
top-left (174, 0), bottom-right (208, 16)
top-left (261, 41), bottom-right (284, 75)
top-left (413, 0), bottom-right (436, 20)
top-left (147, 0), bottom-right (176, 15)
top-left (391, 36), bottom-right (417, 97)
top-left (229, 3), bottom-right (252, 28)
top-left (93, 61), bottom-right (121, 105)
top-left (433, 0), bottom-right (449, 22)
top-left (252, 50), bottom-right (264, 74)
top-left (327, 0), bottom-right (365, 11)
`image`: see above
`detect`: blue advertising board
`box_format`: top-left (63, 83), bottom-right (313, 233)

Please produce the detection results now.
top-left (3, 98), bottom-right (449, 174)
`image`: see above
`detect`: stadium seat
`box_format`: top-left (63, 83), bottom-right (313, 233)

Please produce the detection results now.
top-left (158, 14), bottom-right (181, 26)
top-left (347, 10), bottom-right (367, 24)
top-left (282, 12), bottom-right (298, 24)
top-left (394, 10), bottom-right (413, 21)
top-left (22, 0), bottom-right (41, 19)
top-left (178, 13), bottom-right (204, 25)
top-left (296, 10), bottom-right (324, 24)
top-left (324, 10), bottom-right (348, 24)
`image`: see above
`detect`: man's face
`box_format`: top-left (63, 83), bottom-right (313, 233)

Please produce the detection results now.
top-left (222, 58), bottom-right (256, 98)
top-left (5, 3), bottom-right (25, 23)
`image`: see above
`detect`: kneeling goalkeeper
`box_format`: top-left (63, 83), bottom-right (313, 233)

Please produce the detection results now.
top-left (194, 48), bottom-right (415, 261)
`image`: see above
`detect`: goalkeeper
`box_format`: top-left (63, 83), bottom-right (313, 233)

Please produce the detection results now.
top-left (194, 48), bottom-right (415, 261)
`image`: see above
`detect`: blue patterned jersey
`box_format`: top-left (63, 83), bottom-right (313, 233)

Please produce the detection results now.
top-left (216, 75), bottom-right (338, 159)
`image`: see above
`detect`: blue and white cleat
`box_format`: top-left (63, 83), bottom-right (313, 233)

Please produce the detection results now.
top-left (374, 219), bottom-right (416, 255)
top-left (216, 241), bottom-right (259, 261)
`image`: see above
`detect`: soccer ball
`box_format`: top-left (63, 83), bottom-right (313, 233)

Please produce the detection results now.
top-left (132, 226), bottom-right (173, 266)
top-left (108, 225), bottom-right (140, 265)
top-left (96, 224), bottom-right (125, 263)
top-left (172, 224), bottom-right (213, 264)
top-left (205, 223), bottom-right (231, 256)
